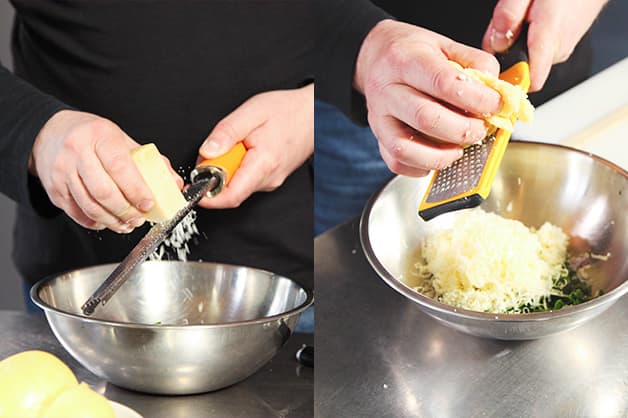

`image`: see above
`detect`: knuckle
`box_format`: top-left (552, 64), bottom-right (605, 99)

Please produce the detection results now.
top-left (90, 183), bottom-right (114, 202)
top-left (363, 74), bottom-right (389, 101)
top-left (106, 153), bottom-right (128, 175)
top-left (48, 190), bottom-right (65, 208)
top-left (63, 133), bottom-right (84, 154)
top-left (431, 66), bottom-right (455, 96)
top-left (496, 6), bottom-right (519, 27)
top-left (482, 54), bottom-right (500, 75)
top-left (385, 39), bottom-right (408, 69)
top-left (474, 88), bottom-right (499, 114)
top-left (414, 103), bottom-right (440, 130)
top-left (266, 177), bottom-right (284, 190)
top-left (49, 162), bottom-right (66, 187)
top-left (88, 117), bottom-right (117, 138)
top-left (213, 119), bottom-right (239, 141)
top-left (80, 202), bottom-right (102, 220)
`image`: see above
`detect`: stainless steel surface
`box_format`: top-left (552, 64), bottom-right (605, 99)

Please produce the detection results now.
top-left (362, 141), bottom-right (628, 339)
top-left (315, 219), bottom-right (628, 418)
top-left (32, 261), bottom-right (313, 394)
top-left (189, 165), bottom-right (226, 197)
top-left (82, 176), bottom-right (218, 315)
top-left (0, 310), bottom-right (312, 417)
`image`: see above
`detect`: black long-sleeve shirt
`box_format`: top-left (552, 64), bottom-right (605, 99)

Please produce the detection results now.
top-left (1, 1), bottom-right (318, 287)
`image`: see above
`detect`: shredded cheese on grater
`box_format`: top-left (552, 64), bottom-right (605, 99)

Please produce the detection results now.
top-left (412, 208), bottom-right (568, 313)
top-left (148, 210), bottom-right (199, 262)
top-left (449, 60), bottom-right (534, 132)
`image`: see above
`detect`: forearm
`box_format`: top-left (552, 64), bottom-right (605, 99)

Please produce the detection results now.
top-left (0, 64), bottom-right (71, 207)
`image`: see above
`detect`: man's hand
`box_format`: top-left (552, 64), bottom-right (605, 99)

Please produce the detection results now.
top-left (29, 110), bottom-right (183, 232)
top-left (354, 20), bottom-right (502, 177)
top-left (196, 83), bottom-right (313, 209)
top-left (483, 0), bottom-right (608, 91)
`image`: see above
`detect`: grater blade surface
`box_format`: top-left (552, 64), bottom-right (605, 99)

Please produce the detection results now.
top-left (425, 133), bottom-right (496, 203)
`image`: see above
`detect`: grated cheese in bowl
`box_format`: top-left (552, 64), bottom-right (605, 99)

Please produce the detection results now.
top-left (411, 208), bottom-right (570, 313)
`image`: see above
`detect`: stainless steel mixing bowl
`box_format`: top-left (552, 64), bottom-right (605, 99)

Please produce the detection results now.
top-left (361, 141), bottom-right (627, 340)
top-left (31, 261), bottom-right (313, 394)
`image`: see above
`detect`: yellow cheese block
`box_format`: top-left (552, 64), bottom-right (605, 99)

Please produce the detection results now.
top-left (449, 60), bottom-right (534, 133)
top-left (130, 143), bottom-right (187, 222)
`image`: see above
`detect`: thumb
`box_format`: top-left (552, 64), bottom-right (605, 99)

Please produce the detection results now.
top-left (482, 0), bottom-right (531, 53)
top-left (200, 99), bottom-right (266, 159)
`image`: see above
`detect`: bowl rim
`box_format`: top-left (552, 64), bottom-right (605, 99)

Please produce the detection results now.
top-left (30, 260), bottom-right (314, 329)
top-left (360, 140), bottom-right (628, 323)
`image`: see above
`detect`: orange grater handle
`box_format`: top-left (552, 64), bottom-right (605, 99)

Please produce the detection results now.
top-left (194, 142), bottom-right (246, 185)
top-left (499, 61), bottom-right (530, 92)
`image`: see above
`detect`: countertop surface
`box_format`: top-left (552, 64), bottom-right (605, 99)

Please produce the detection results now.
top-left (315, 219), bottom-right (628, 418)
top-left (0, 310), bottom-right (313, 418)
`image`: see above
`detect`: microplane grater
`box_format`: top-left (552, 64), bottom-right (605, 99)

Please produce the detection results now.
top-left (81, 175), bottom-right (219, 316)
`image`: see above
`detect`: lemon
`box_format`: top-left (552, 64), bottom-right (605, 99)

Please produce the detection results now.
top-left (40, 382), bottom-right (115, 418)
top-left (0, 350), bottom-right (77, 418)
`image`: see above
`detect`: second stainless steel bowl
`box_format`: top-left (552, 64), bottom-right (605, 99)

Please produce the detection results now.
top-left (361, 141), bottom-right (627, 340)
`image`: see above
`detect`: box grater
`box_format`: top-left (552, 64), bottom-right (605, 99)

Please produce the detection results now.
top-left (418, 37), bottom-right (530, 221)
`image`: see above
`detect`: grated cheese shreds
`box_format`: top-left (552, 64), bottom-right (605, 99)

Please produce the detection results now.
top-left (148, 210), bottom-right (199, 262)
top-left (413, 209), bottom-right (568, 313)
top-left (449, 60), bottom-right (534, 133)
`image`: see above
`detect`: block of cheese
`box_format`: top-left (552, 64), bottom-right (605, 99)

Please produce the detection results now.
top-left (130, 143), bottom-right (186, 222)
top-left (449, 60), bottom-right (534, 133)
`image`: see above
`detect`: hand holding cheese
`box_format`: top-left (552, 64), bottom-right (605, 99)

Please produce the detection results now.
top-left (448, 60), bottom-right (534, 133)
top-left (353, 20), bottom-right (504, 177)
top-left (30, 110), bottom-right (182, 233)
top-left (0, 350), bottom-right (114, 418)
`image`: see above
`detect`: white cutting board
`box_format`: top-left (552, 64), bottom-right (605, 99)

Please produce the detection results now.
top-left (513, 57), bottom-right (628, 170)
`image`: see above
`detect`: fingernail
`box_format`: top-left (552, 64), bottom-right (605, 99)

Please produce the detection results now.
top-left (489, 27), bottom-right (514, 52)
top-left (117, 224), bottom-right (133, 234)
top-left (139, 199), bottom-right (154, 212)
top-left (201, 139), bottom-right (222, 158)
top-left (127, 217), bottom-right (145, 228)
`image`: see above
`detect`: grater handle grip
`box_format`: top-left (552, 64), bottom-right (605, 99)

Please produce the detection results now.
top-left (192, 142), bottom-right (246, 184)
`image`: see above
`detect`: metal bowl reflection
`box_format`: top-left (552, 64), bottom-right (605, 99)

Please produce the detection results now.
top-left (31, 261), bottom-right (312, 394)
top-left (361, 141), bottom-right (627, 340)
